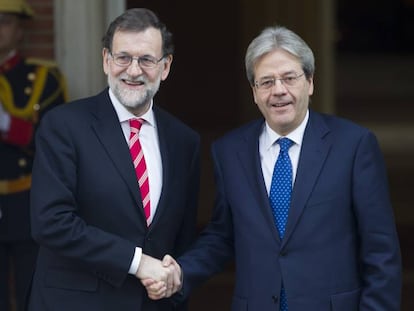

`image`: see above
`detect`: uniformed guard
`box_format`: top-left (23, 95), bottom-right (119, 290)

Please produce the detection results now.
top-left (0, 0), bottom-right (67, 310)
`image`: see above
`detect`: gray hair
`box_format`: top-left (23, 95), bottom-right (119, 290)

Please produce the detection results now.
top-left (102, 8), bottom-right (174, 56)
top-left (245, 25), bottom-right (315, 86)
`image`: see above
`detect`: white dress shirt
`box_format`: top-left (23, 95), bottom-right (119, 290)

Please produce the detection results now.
top-left (109, 89), bottom-right (163, 274)
top-left (259, 110), bottom-right (309, 194)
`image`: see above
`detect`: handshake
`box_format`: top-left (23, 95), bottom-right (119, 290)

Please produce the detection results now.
top-left (135, 253), bottom-right (182, 300)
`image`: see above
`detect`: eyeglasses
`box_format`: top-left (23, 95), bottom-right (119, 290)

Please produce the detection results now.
top-left (254, 72), bottom-right (305, 90)
top-left (110, 52), bottom-right (165, 69)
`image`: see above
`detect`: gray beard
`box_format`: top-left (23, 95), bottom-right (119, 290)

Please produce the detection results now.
top-left (107, 75), bottom-right (160, 110)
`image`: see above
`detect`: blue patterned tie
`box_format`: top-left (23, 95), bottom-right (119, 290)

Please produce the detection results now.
top-left (269, 137), bottom-right (293, 311)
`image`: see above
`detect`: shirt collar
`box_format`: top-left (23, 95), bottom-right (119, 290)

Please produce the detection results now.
top-left (108, 88), bottom-right (155, 127)
top-left (263, 109), bottom-right (309, 150)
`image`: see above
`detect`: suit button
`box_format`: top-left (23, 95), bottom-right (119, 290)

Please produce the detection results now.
top-left (18, 158), bottom-right (27, 167)
top-left (272, 295), bottom-right (278, 303)
top-left (24, 86), bottom-right (32, 95)
top-left (280, 250), bottom-right (287, 256)
top-left (28, 72), bottom-right (36, 81)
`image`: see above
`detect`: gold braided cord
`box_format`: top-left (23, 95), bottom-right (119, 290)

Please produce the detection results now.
top-left (0, 67), bottom-right (45, 118)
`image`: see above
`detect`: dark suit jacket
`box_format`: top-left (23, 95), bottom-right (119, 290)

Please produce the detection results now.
top-left (27, 89), bottom-right (200, 311)
top-left (178, 110), bottom-right (402, 311)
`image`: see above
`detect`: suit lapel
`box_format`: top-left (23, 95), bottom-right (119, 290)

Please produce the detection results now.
top-left (282, 111), bottom-right (332, 245)
top-left (90, 90), bottom-right (145, 218)
top-left (237, 120), bottom-right (282, 243)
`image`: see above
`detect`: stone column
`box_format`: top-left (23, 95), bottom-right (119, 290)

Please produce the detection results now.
top-left (54, 0), bottom-right (125, 100)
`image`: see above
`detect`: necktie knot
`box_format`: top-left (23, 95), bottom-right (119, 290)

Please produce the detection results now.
top-left (278, 137), bottom-right (293, 153)
top-left (130, 118), bottom-right (143, 132)
top-left (129, 119), bottom-right (144, 138)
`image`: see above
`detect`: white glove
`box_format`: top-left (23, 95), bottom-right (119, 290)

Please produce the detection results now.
top-left (0, 103), bottom-right (11, 132)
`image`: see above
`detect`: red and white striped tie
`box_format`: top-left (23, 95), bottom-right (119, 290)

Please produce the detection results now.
top-left (129, 118), bottom-right (150, 225)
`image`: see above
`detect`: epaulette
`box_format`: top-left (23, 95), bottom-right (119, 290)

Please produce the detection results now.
top-left (25, 57), bottom-right (59, 68)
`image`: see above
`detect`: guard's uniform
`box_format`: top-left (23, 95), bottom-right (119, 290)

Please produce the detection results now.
top-left (0, 52), bottom-right (67, 310)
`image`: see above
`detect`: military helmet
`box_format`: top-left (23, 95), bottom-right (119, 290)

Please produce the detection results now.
top-left (0, 0), bottom-right (34, 18)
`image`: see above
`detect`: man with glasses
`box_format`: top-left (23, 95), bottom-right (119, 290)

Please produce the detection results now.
top-left (27, 8), bottom-right (199, 311)
top-left (0, 1), bottom-right (67, 310)
top-left (145, 25), bottom-right (402, 311)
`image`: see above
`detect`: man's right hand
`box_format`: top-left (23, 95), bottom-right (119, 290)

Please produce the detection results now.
top-left (138, 254), bottom-right (182, 300)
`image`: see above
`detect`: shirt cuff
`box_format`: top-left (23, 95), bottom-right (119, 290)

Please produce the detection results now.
top-left (128, 247), bottom-right (142, 275)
